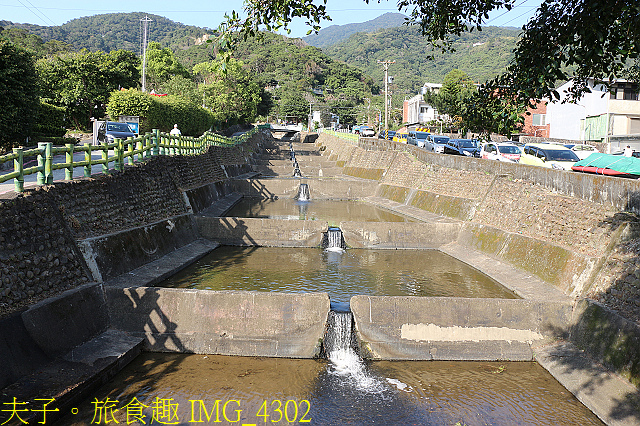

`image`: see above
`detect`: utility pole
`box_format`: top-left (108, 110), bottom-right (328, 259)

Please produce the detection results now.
top-left (377, 60), bottom-right (395, 135)
top-left (140, 16), bottom-right (153, 92)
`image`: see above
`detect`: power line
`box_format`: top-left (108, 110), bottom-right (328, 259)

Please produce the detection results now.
top-left (15, 0), bottom-right (57, 26)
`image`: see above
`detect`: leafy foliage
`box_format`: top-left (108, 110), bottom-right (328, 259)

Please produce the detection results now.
top-left (302, 12), bottom-right (407, 48)
top-left (0, 13), bottom-right (213, 54)
top-left (36, 49), bottom-right (141, 129)
top-left (0, 40), bottom-right (39, 151)
top-left (106, 89), bottom-right (214, 135)
top-left (493, 0), bottom-right (640, 103)
top-left (143, 42), bottom-right (190, 91)
top-left (194, 58), bottom-right (261, 126)
top-left (428, 69), bottom-right (477, 117)
top-left (33, 102), bottom-right (66, 138)
top-left (325, 25), bottom-right (519, 95)
top-left (0, 27), bottom-right (72, 58)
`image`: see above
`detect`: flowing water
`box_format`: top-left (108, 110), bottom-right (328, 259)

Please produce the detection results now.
top-left (57, 351), bottom-right (604, 425)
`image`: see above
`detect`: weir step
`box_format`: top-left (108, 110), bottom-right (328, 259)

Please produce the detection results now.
top-left (0, 329), bottom-right (143, 425)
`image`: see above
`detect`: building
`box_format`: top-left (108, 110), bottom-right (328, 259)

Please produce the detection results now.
top-left (522, 100), bottom-right (550, 138)
top-left (546, 79), bottom-right (640, 143)
top-left (403, 94), bottom-right (439, 125)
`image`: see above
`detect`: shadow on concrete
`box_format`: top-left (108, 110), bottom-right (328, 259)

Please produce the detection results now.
top-left (250, 179), bottom-right (277, 200)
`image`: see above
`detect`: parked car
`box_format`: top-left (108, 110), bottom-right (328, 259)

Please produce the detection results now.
top-left (407, 130), bottom-right (430, 148)
top-left (96, 121), bottom-right (136, 145)
top-left (520, 143), bottom-right (580, 170)
top-left (392, 131), bottom-right (408, 144)
top-left (425, 134), bottom-right (451, 153)
top-left (360, 126), bottom-right (375, 137)
top-left (444, 139), bottom-right (481, 157)
top-left (378, 130), bottom-right (396, 140)
top-left (480, 142), bottom-right (522, 162)
top-left (564, 143), bottom-right (600, 160)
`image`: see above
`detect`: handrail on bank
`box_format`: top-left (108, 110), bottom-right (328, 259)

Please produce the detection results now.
top-left (0, 126), bottom-right (266, 193)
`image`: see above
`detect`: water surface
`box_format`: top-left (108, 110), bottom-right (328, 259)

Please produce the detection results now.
top-left (225, 198), bottom-right (417, 223)
top-left (57, 352), bottom-right (603, 426)
top-left (159, 247), bottom-right (518, 309)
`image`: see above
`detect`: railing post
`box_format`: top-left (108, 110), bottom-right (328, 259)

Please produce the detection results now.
top-left (101, 141), bottom-right (109, 174)
top-left (136, 140), bottom-right (143, 162)
top-left (44, 142), bottom-right (53, 184)
top-left (115, 138), bottom-right (123, 172)
top-left (127, 137), bottom-right (134, 166)
top-left (13, 147), bottom-right (24, 192)
top-left (37, 142), bottom-right (46, 185)
top-left (84, 143), bottom-right (92, 177)
top-left (153, 129), bottom-right (160, 156)
top-left (65, 143), bottom-right (74, 180)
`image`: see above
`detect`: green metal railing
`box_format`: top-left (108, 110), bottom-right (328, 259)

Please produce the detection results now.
top-left (0, 127), bottom-right (264, 193)
top-left (322, 129), bottom-right (359, 143)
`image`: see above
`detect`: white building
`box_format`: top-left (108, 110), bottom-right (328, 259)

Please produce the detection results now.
top-left (404, 94), bottom-right (439, 125)
top-left (547, 79), bottom-right (640, 142)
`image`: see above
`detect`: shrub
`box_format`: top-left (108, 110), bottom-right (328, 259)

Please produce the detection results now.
top-left (106, 89), bottom-right (214, 136)
top-left (32, 102), bottom-right (66, 137)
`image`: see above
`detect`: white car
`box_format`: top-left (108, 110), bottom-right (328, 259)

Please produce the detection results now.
top-left (360, 127), bottom-right (375, 137)
top-left (480, 142), bottom-right (522, 162)
top-left (564, 143), bottom-right (599, 160)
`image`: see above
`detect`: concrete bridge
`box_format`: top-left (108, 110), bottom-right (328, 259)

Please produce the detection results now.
top-left (0, 130), bottom-right (639, 425)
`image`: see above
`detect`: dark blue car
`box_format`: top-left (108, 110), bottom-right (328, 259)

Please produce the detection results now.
top-left (444, 139), bottom-right (481, 157)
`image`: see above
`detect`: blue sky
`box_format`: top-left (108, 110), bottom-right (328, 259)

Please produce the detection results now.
top-left (2, 0), bottom-right (542, 38)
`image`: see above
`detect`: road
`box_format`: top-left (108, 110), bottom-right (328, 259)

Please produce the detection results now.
top-left (0, 140), bottom-right (117, 195)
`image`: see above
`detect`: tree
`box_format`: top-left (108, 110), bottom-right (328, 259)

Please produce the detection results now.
top-left (160, 75), bottom-right (200, 105)
top-left (0, 40), bottom-right (39, 151)
top-left (430, 69), bottom-right (477, 118)
top-left (193, 58), bottom-right (261, 126)
top-left (277, 85), bottom-right (309, 123)
top-left (461, 90), bottom-right (524, 139)
top-left (219, 0), bottom-right (639, 105)
top-left (143, 42), bottom-right (190, 91)
top-left (36, 49), bottom-right (140, 129)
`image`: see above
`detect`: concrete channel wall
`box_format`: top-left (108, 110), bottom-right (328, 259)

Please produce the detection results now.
top-left (351, 295), bottom-right (573, 361)
top-left (106, 287), bottom-right (330, 357)
top-left (319, 133), bottom-right (640, 390)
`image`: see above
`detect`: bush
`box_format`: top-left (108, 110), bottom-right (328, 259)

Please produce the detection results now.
top-left (32, 102), bottom-right (66, 137)
top-left (106, 89), bottom-right (214, 136)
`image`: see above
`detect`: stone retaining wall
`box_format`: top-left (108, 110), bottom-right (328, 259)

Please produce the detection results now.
top-left (0, 132), bottom-right (270, 314)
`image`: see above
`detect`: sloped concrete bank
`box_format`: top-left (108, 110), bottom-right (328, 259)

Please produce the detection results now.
top-left (318, 133), bottom-right (640, 425)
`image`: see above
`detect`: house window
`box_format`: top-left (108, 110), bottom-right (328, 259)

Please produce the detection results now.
top-left (532, 114), bottom-right (546, 126)
top-left (624, 85), bottom-right (639, 101)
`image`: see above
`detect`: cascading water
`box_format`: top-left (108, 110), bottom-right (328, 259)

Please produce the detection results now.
top-left (296, 183), bottom-right (310, 201)
top-left (323, 227), bottom-right (346, 252)
top-left (323, 311), bottom-right (384, 392)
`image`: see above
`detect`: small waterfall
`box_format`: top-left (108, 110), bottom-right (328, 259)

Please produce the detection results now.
top-left (296, 183), bottom-right (310, 201)
top-left (293, 167), bottom-right (302, 177)
top-left (323, 311), bottom-right (384, 392)
top-left (322, 227), bottom-right (345, 252)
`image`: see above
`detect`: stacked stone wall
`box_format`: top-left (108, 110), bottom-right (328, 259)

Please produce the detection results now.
top-left (0, 134), bottom-right (266, 316)
top-left (0, 194), bottom-right (90, 314)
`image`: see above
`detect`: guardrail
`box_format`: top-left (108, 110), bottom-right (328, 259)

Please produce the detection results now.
top-left (322, 129), bottom-right (359, 143)
top-left (0, 127), bottom-right (264, 193)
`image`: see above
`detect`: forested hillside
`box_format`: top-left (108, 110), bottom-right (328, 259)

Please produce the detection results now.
top-left (0, 13), bottom-right (211, 53)
top-left (302, 12), bottom-right (407, 48)
top-left (325, 25), bottom-right (521, 95)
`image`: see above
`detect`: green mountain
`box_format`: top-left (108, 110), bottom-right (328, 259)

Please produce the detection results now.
top-left (0, 13), bottom-right (212, 53)
top-left (324, 25), bottom-right (521, 95)
top-left (302, 12), bottom-right (407, 48)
